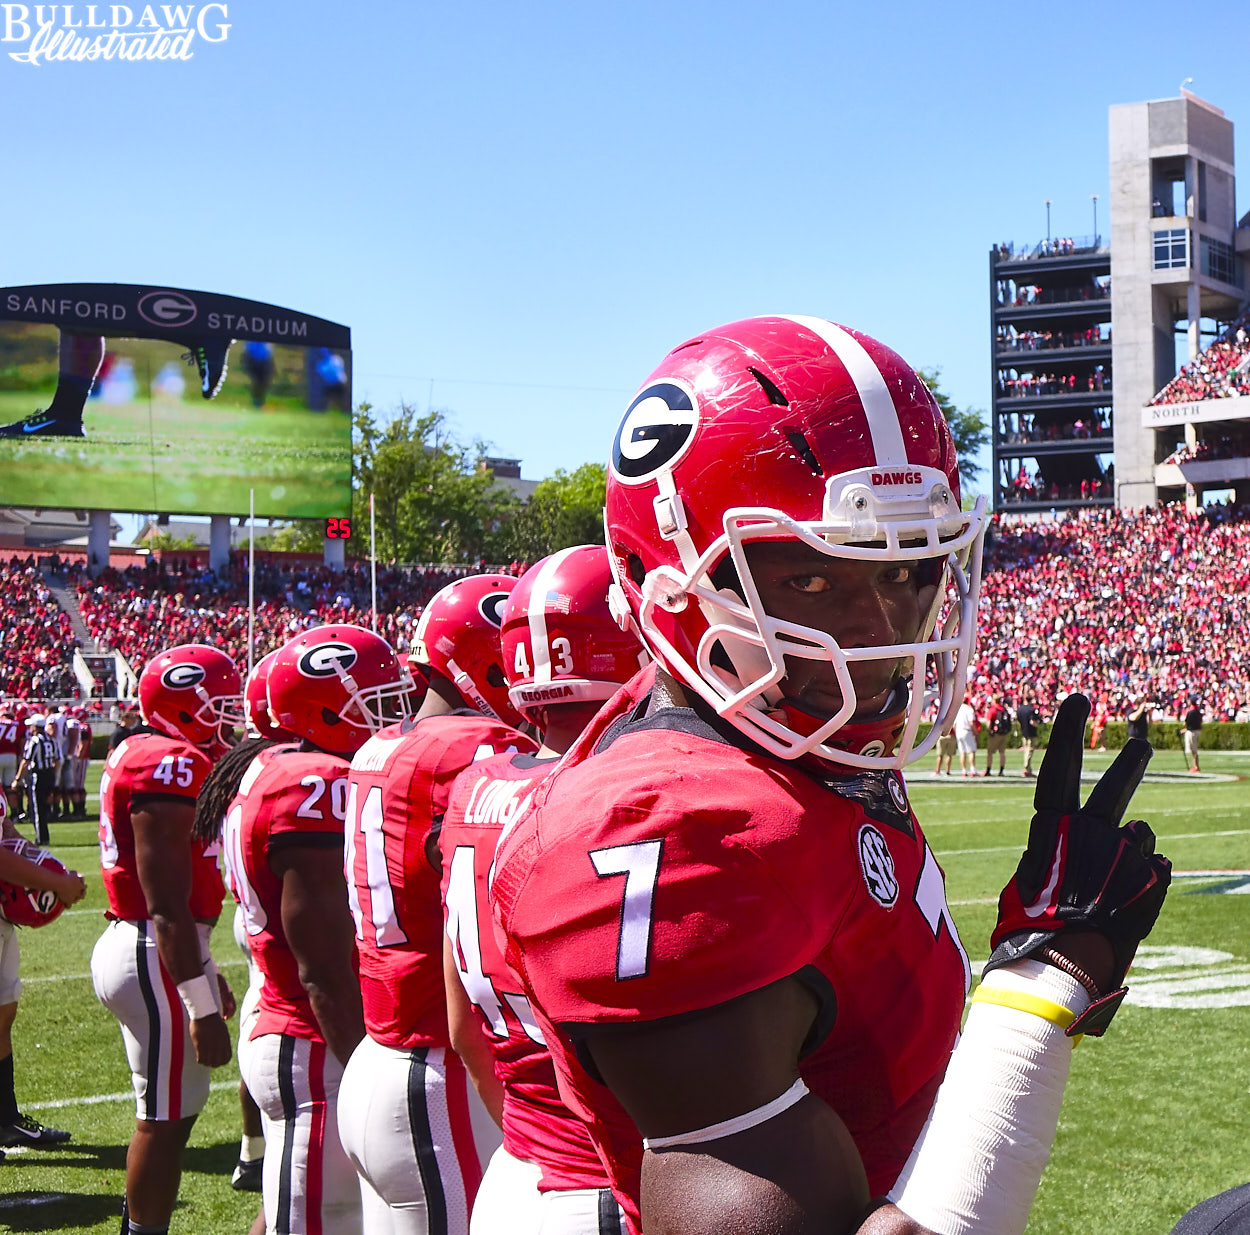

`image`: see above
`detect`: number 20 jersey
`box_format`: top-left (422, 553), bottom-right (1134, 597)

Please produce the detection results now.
top-left (346, 714), bottom-right (536, 1051)
top-left (492, 667), bottom-right (970, 1225)
top-left (222, 743), bottom-right (351, 1041)
top-left (98, 733), bottom-right (223, 922)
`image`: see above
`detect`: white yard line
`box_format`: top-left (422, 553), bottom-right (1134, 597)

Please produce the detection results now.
top-left (23, 1080), bottom-right (237, 1113)
top-left (940, 828), bottom-right (1250, 857)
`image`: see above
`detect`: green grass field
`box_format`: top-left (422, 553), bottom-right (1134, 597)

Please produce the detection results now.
top-left (0, 334), bottom-right (350, 519)
top-left (2, 751), bottom-right (1247, 1233)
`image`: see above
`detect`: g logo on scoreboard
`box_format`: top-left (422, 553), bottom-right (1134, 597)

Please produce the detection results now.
top-left (137, 289), bottom-right (198, 329)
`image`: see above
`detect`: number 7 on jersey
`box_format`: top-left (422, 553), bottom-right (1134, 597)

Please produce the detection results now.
top-left (590, 839), bottom-right (663, 981)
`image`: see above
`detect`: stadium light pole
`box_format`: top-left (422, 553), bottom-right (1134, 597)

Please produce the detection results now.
top-left (1092, 194), bottom-right (1099, 245)
top-left (370, 491), bottom-right (378, 634)
top-left (1045, 199), bottom-right (1051, 242)
top-left (247, 488), bottom-right (255, 679)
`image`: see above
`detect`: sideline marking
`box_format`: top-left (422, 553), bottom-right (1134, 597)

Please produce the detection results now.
top-left (942, 828), bottom-right (1250, 857)
top-left (24, 1080), bottom-right (237, 1113)
top-left (23, 958), bottom-right (247, 984)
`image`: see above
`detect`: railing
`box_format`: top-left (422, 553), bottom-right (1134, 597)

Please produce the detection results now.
top-left (996, 285), bottom-right (1111, 308)
top-left (995, 333), bottom-right (1110, 353)
top-left (994, 235), bottom-right (1104, 261)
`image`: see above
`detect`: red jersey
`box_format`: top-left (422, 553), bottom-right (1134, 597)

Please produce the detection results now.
top-left (0, 717), bottom-right (23, 758)
top-left (222, 744), bottom-right (351, 1042)
top-left (75, 722), bottom-right (93, 758)
top-left (346, 713), bottom-right (535, 1051)
top-left (493, 668), bottom-right (969, 1230)
top-left (441, 751), bottom-right (609, 1192)
top-left (98, 733), bottom-right (224, 922)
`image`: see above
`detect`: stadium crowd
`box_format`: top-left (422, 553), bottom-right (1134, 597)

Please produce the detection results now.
top-left (970, 502), bottom-right (1250, 722)
top-left (0, 560), bottom-right (80, 699)
top-left (1149, 311), bottom-right (1250, 406)
top-left (7, 502), bottom-right (1250, 725)
top-left (73, 557), bottom-right (524, 672)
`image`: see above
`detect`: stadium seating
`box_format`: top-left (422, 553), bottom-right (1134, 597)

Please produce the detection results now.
top-left (5, 504), bottom-right (1249, 725)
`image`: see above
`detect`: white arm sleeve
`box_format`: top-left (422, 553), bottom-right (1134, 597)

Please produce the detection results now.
top-left (887, 959), bottom-right (1089, 1235)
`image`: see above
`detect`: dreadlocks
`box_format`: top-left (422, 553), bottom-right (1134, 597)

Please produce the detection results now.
top-left (193, 737), bottom-right (282, 844)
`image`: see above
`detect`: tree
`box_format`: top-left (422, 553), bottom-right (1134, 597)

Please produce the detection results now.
top-left (918, 368), bottom-right (989, 494)
top-left (143, 531), bottom-right (201, 552)
top-left (352, 403), bottom-right (519, 563)
top-left (489, 463), bottom-right (606, 563)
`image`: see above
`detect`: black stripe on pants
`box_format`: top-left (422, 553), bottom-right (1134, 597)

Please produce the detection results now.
top-left (406, 1047), bottom-right (448, 1235)
top-left (133, 922), bottom-right (162, 1121)
top-left (598, 1188), bottom-right (623, 1234)
top-left (276, 1035), bottom-right (298, 1235)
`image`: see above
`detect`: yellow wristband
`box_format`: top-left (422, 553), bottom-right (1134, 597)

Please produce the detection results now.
top-left (971, 983), bottom-right (1082, 1042)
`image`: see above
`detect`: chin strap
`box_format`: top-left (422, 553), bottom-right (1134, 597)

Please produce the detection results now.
top-left (772, 683), bottom-right (910, 762)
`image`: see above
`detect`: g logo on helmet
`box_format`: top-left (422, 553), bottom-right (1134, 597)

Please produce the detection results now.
top-left (161, 662), bottom-right (207, 690)
top-left (610, 381), bottom-right (700, 485)
top-left (479, 592), bottom-right (510, 628)
top-left (298, 642), bottom-right (359, 678)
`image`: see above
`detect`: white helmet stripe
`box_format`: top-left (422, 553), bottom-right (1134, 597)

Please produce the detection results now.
top-left (527, 546), bottom-right (579, 685)
top-left (782, 315), bottom-right (908, 466)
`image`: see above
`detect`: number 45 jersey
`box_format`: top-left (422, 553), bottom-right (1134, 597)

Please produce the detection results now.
top-left (492, 666), bottom-right (971, 1217)
top-left (98, 732), bottom-right (224, 922)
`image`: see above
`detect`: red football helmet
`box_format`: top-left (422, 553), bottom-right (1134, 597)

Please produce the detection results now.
top-left (501, 545), bottom-right (646, 721)
top-left (267, 624), bottom-right (414, 756)
top-left (411, 574), bottom-right (522, 727)
top-left (0, 838), bottom-right (68, 928)
top-left (244, 650), bottom-right (297, 741)
top-left (604, 314), bottom-right (986, 771)
top-left (138, 645), bottom-right (244, 758)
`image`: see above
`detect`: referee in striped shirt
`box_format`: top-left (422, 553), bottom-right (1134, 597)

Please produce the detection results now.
top-left (14, 717), bottom-right (57, 846)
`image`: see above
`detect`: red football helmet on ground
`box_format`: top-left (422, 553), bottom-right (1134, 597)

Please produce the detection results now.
top-left (604, 314), bottom-right (986, 770)
top-left (138, 644), bottom-right (244, 758)
top-left (501, 545), bottom-right (646, 721)
top-left (244, 650), bottom-right (298, 741)
top-left (0, 838), bottom-right (68, 928)
top-left (267, 624), bottom-right (414, 756)
top-left (410, 574), bottom-right (522, 727)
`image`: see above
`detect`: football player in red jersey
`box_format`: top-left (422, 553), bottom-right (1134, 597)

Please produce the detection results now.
top-left (90, 643), bottom-right (243, 1235)
top-left (0, 704), bottom-right (24, 811)
top-left (211, 623), bottom-right (414, 1235)
top-left (492, 316), bottom-right (1171, 1235)
top-left (338, 573), bottom-right (537, 1235)
top-left (0, 786), bottom-right (87, 1155)
top-left (440, 546), bottom-right (645, 1235)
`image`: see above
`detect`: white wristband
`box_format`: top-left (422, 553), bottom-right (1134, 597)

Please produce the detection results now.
top-left (176, 973), bottom-right (219, 1021)
top-left (887, 960), bottom-right (1088, 1235)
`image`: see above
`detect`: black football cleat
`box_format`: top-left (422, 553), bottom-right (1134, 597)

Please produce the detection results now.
top-left (231, 1157), bottom-right (263, 1191)
top-left (183, 339), bottom-right (232, 399)
top-left (0, 1113), bottom-right (71, 1146)
top-left (0, 409), bottom-right (85, 438)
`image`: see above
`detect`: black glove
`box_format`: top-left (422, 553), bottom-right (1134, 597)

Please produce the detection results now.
top-left (986, 693), bottom-right (1171, 1021)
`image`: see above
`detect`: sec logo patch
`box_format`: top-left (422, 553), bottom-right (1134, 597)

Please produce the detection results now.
top-left (858, 824), bottom-right (899, 907)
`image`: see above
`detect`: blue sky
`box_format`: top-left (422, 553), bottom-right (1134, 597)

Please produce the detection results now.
top-left (2, 0), bottom-right (1248, 534)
